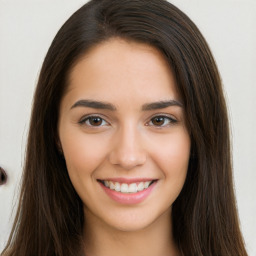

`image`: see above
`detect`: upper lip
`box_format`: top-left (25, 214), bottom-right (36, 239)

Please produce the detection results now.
top-left (97, 177), bottom-right (157, 184)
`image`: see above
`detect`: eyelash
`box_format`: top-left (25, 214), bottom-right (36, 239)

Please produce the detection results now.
top-left (147, 115), bottom-right (177, 127)
top-left (79, 115), bottom-right (109, 127)
top-left (78, 114), bottom-right (177, 128)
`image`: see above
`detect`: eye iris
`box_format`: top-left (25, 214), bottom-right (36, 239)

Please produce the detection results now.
top-left (89, 117), bottom-right (102, 126)
top-left (152, 117), bottom-right (165, 126)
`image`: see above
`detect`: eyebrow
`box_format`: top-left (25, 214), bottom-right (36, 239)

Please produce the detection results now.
top-left (141, 100), bottom-right (183, 110)
top-left (70, 99), bottom-right (183, 111)
top-left (71, 99), bottom-right (116, 110)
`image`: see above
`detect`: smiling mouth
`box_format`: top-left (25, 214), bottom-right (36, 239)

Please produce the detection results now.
top-left (98, 180), bottom-right (157, 193)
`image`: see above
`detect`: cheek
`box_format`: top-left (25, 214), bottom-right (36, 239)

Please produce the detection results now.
top-left (60, 130), bottom-right (113, 202)
top-left (60, 129), bottom-right (111, 177)
top-left (155, 132), bottom-right (190, 205)
top-left (149, 130), bottom-right (190, 183)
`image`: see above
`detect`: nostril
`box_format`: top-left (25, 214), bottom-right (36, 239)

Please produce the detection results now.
top-left (0, 167), bottom-right (7, 185)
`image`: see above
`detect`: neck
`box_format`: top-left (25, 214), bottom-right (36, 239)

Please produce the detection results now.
top-left (83, 208), bottom-right (180, 256)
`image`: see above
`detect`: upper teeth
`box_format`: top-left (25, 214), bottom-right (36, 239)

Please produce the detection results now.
top-left (103, 181), bottom-right (152, 193)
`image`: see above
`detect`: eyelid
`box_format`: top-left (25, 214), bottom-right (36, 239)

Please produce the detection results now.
top-left (78, 114), bottom-right (110, 126)
top-left (146, 114), bottom-right (178, 127)
top-left (78, 113), bottom-right (178, 128)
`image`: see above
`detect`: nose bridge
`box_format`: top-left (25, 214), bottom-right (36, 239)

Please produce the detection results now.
top-left (109, 122), bottom-right (146, 169)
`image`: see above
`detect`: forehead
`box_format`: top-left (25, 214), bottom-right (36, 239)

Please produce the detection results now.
top-left (64, 38), bottom-right (180, 107)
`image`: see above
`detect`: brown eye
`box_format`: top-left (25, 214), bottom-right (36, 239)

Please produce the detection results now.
top-left (79, 116), bottom-right (108, 127)
top-left (152, 117), bottom-right (165, 126)
top-left (149, 115), bottom-right (177, 127)
top-left (88, 117), bottom-right (103, 126)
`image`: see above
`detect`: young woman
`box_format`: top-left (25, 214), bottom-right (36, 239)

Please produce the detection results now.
top-left (1, 0), bottom-right (248, 255)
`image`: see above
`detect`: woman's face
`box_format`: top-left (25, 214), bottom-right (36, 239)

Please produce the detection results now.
top-left (58, 39), bottom-right (190, 232)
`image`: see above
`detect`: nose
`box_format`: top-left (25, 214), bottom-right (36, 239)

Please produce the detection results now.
top-left (109, 126), bottom-right (147, 170)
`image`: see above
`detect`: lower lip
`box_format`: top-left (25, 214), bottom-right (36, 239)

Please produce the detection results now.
top-left (99, 181), bottom-right (157, 205)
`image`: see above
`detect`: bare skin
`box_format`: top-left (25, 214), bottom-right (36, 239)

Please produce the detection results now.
top-left (83, 207), bottom-right (180, 256)
top-left (58, 38), bottom-right (189, 256)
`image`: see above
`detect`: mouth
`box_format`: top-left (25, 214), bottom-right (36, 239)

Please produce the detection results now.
top-left (97, 179), bottom-right (157, 194)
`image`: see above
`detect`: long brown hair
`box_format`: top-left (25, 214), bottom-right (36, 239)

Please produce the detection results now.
top-left (2, 0), bottom-right (247, 255)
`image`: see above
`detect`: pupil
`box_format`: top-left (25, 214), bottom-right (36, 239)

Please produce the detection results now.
top-left (153, 117), bottom-right (164, 126)
top-left (90, 117), bottom-right (102, 126)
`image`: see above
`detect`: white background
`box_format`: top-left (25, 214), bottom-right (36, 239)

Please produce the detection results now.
top-left (0, 0), bottom-right (255, 255)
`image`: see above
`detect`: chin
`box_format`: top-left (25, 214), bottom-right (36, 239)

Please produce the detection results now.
top-left (95, 206), bottom-right (172, 233)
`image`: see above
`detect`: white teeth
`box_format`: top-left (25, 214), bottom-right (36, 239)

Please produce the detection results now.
top-left (104, 181), bottom-right (109, 188)
top-left (115, 182), bottom-right (121, 192)
top-left (120, 183), bottom-right (129, 193)
top-left (128, 183), bottom-right (137, 193)
top-left (102, 180), bottom-right (154, 193)
top-left (137, 182), bottom-right (144, 191)
top-left (109, 181), bottom-right (115, 190)
top-left (144, 181), bottom-right (150, 189)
